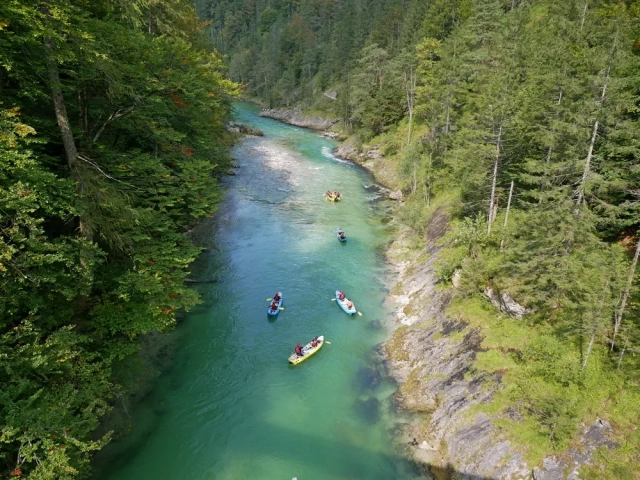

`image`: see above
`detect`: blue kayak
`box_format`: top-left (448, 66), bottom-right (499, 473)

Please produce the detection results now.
top-left (267, 292), bottom-right (283, 316)
top-left (337, 230), bottom-right (347, 242)
top-left (335, 290), bottom-right (356, 315)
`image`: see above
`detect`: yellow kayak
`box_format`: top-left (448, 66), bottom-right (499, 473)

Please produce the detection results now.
top-left (288, 336), bottom-right (325, 365)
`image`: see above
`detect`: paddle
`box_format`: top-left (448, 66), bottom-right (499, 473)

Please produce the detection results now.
top-left (331, 298), bottom-right (336, 301)
top-left (357, 311), bottom-right (363, 316)
top-left (266, 298), bottom-right (272, 302)
top-left (325, 341), bottom-right (332, 344)
top-left (279, 307), bottom-right (285, 310)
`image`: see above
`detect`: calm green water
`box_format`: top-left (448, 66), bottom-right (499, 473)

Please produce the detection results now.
top-left (96, 102), bottom-right (419, 480)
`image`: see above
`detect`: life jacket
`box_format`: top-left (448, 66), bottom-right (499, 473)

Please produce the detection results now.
top-left (295, 345), bottom-right (302, 355)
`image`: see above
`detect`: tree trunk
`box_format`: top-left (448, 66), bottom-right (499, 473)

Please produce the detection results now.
top-left (576, 67), bottom-right (609, 208)
top-left (612, 234), bottom-right (640, 349)
top-left (404, 68), bottom-right (416, 146)
top-left (539, 88), bottom-right (564, 203)
top-left (575, 119), bottom-right (598, 208)
top-left (425, 150), bottom-right (433, 208)
top-left (44, 37), bottom-right (92, 241)
top-left (580, 0), bottom-right (589, 31)
top-left (500, 180), bottom-right (514, 251)
top-left (582, 327), bottom-right (596, 370)
top-left (582, 283), bottom-right (608, 370)
top-left (487, 125), bottom-right (502, 235)
top-left (567, 67), bottom-right (610, 254)
top-left (45, 37), bottom-right (79, 167)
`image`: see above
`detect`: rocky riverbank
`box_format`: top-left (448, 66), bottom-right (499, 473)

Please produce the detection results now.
top-left (383, 213), bottom-right (531, 479)
top-left (258, 107), bottom-right (402, 196)
top-left (259, 107), bottom-right (339, 131)
top-left (257, 106), bottom-right (617, 479)
top-left (383, 213), bottom-right (617, 480)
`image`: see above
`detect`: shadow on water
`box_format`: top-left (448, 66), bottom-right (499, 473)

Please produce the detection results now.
top-left (353, 396), bottom-right (381, 423)
top-left (355, 365), bottom-right (382, 393)
top-left (229, 422), bottom-right (495, 480)
top-left (231, 421), bottom-right (416, 479)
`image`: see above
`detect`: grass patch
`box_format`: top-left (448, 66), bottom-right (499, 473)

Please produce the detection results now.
top-left (473, 349), bottom-right (518, 374)
top-left (447, 293), bottom-right (640, 471)
top-left (447, 296), bottom-right (532, 351)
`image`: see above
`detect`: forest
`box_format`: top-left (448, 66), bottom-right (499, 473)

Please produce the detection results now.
top-left (0, 0), bottom-right (235, 477)
top-left (201, 0), bottom-right (640, 476)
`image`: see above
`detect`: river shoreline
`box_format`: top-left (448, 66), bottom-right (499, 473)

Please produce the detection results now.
top-left (259, 106), bottom-right (620, 480)
top-left (258, 107), bottom-right (534, 478)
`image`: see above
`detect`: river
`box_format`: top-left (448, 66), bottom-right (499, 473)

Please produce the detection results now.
top-left (95, 102), bottom-right (420, 480)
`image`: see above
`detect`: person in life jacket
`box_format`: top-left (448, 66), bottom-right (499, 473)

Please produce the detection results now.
top-left (347, 301), bottom-right (353, 309)
top-left (273, 293), bottom-right (281, 302)
top-left (270, 301), bottom-right (278, 311)
top-left (311, 337), bottom-right (319, 348)
top-left (338, 291), bottom-right (345, 300)
top-left (295, 343), bottom-right (303, 356)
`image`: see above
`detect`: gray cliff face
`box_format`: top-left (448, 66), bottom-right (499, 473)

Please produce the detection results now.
top-left (384, 211), bottom-right (531, 480)
top-left (384, 211), bottom-right (618, 480)
top-left (258, 108), bottom-right (339, 131)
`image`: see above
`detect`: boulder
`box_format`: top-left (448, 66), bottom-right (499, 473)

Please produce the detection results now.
top-left (484, 287), bottom-right (529, 319)
top-left (452, 269), bottom-right (462, 288)
top-left (389, 190), bottom-right (403, 201)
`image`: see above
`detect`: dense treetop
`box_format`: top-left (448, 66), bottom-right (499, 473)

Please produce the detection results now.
top-left (0, 0), bottom-right (235, 477)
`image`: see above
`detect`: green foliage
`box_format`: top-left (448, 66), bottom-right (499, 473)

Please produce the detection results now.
top-left (0, 0), bottom-right (236, 476)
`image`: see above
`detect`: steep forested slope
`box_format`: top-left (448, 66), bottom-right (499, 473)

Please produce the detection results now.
top-left (0, 1), bottom-right (235, 477)
top-left (206, 0), bottom-right (640, 476)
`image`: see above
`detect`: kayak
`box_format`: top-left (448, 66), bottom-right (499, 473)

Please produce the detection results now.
top-left (326, 193), bottom-right (342, 202)
top-left (335, 290), bottom-right (356, 315)
top-left (267, 292), bottom-right (283, 316)
top-left (288, 336), bottom-right (325, 365)
top-left (337, 231), bottom-right (347, 242)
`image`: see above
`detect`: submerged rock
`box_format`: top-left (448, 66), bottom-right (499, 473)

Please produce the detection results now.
top-left (353, 397), bottom-right (381, 423)
top-left (355, 366), bottom-right (382, 392)
top-left (367, 319), bottom-right (383, 330)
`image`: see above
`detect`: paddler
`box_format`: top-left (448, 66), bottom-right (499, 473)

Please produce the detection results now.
top-left (295, 343), bottom-right (303, 356)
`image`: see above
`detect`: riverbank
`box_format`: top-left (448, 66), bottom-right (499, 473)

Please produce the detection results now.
top-left (260, 106), bottom-right (622, 480)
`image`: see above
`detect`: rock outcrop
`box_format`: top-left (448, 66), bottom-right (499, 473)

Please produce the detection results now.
top-left (259, 108), bottom-right (339, 131)
top-left (334, 139), bottom-right (399, 189)
top-left (532, 418), bottom-right (618, 480)
top-left (384, 212), bottom-right (530, 479)
top-left (483, 287), bottom-right (530, 319)
top-left (384, 210), bottom-right (619, 479)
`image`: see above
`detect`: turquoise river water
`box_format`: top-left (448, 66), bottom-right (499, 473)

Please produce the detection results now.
top-left (96, 102), bottom-right (421, 480)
